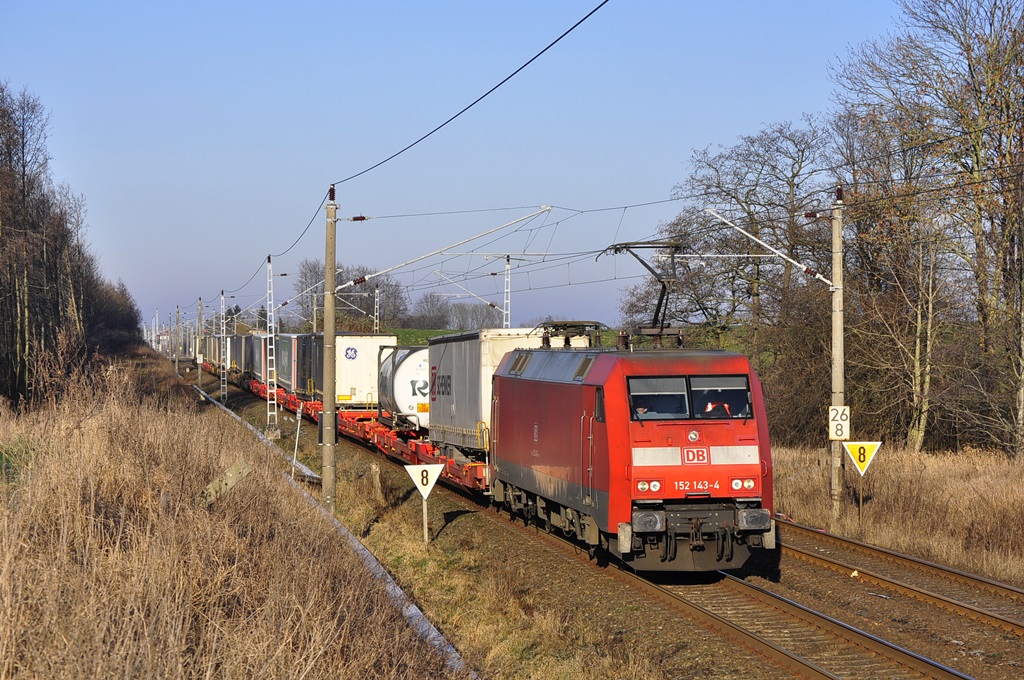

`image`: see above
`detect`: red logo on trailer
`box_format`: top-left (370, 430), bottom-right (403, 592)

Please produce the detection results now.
top-left (683, 448), bottom-right (709, 464)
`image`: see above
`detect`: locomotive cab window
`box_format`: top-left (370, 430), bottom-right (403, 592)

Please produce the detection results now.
top-left (627, 376), bottom-right (689, 421)
top-left (690, 376), bottom-right (751, 419)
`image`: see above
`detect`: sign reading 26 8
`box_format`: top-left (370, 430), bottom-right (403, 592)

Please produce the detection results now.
top-left (828, 406), bottom-right (850, 441)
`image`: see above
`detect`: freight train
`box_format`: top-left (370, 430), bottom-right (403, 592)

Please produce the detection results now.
top-left (198, 324), bottom-right (776, 572)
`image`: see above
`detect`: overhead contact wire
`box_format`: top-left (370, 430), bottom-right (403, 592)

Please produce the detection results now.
top-left (213, 2), bottom-right (612, 304)
top-left (332, 0), bottom-right (611, 186)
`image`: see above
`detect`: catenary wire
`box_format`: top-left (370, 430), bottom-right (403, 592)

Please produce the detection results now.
top-left (208, 2), bottom-right (614, 299)
top-left (331, 0), bottom-right (611, 186)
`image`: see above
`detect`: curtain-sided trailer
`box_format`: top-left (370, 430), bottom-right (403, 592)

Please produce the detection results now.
top-left (427, 328), bottom-right (591, 461)
top-left (277, 333), bottom-right (316, 397)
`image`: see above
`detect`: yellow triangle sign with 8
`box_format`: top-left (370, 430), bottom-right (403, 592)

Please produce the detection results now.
top-left (842, 442), bottom-right (881, 476)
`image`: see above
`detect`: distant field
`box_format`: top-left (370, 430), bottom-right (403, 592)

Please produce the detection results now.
top-left (391, 328), bottom-right (451, 345)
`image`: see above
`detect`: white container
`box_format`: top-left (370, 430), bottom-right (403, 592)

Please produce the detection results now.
top-left (378, 347), bottom-right (431, 430)
top-left (333, 334), bottom-right (398, 408)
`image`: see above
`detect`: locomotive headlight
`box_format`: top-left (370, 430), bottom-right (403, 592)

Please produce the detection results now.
top-left (731, 479), bottom-right (743, 490)
top-left (649, 480), bottom-right (661, 492)
top-left (637, 481), bottom-right (650, 492)
top-left (632, 509), bottom-right (666, 532)
top-left (743, 479), bottom-right (756, 490)
top-left (688, 430), bottom-right (700, 442)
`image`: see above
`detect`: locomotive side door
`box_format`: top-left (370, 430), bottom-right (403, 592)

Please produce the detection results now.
top-left (581, 386), bottom-right (606, 507)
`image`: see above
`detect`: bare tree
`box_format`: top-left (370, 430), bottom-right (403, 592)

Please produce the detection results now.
top-left (408, 294), bottom-right (451, 329)
top-left (292, 258), bottom-right (409, 332)
top-left (0, 83), bottom-right (140, 407)
top-left (449, 301), bottom-right (501, 330)
top-left (337, 264), bottom-right (409, 330)
top-left (291, 258), bottom-right (324, 331)
top-left (835, 0), bottom-right (1024, 456)
top-left (828, 107), bottom-right (961, 451)
top-left (623, 118), bottom-right (832, 350)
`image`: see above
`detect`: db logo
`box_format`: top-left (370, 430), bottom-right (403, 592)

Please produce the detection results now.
top-left (683, 448), bottom-right (709, 465)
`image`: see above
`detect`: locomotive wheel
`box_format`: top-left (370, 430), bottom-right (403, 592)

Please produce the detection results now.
top-left (561, 508), bottom-right (576, 538)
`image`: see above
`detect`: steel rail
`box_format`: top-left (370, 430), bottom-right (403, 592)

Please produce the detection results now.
top-left (610, 568), bottom-right (841, 679)
top-left (482, 508), bottom-right (837, 677)
top-left (780, 518), bottom-right (1024, 636)
top-left (675, 572), bottom-right (970, 679)
top-left (495, 512), bottom-right (965, 678)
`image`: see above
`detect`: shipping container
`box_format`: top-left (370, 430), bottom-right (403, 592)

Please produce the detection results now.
top-left (310, 333), bottom-right (398, 408)
top-left (378, 346), bottom-right (430, 431)
top-left (277, 334), bottom-right (315, 394)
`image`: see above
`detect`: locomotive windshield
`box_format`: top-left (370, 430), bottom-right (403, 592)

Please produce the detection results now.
top-left (628, 375), bottom-right (752, 420)
top-left (628, 376), bottom-right (689, 420)
top-left (690, 376), bottom-right (751, 419)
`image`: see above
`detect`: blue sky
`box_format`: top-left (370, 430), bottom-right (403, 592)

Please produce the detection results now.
top-left (3, 1), bottom-right (899, 329)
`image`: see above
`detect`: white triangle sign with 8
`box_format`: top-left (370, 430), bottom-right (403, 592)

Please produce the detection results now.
top-left (406, 464), bottom-right (444, 499)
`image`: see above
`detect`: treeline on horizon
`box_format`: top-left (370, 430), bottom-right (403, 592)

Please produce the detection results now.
top-left (0, 81), bottom-right (142, 408)
top-left (621, 0), bottom-right (1024, 457)
top-left (212, 257), bottom-right (505, 337)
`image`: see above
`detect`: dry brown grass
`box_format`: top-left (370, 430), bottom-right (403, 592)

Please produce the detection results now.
top-left (0, 361), bottom-right (469, 679)
top-left (360, 505), bottom-right (661, 679)
top-left (232, 391), bottom-right (670, 678)
top-left (773, 445), bottom-right (1024, 586)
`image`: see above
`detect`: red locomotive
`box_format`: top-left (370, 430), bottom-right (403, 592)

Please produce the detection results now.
top-left (489, 347), bottom-right (774, 571)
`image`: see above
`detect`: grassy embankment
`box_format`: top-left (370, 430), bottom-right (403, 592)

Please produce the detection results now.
top-left (0, 349), bottom-right (470, 679)
top-left (772, 445), bottom-right (1024, 586)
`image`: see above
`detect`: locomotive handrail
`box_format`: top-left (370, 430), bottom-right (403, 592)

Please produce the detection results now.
top-left (586, 412), bottom-right (595, 504)
top-left (579, 412), bottom-right (586, 503)
top-left (476, 421), bottom-right (489, 453)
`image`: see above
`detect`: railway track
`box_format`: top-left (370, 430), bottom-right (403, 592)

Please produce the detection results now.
top-left (779, 518), bottom-right (1024, 637)
top-left (487, 506), bottom-right (967, 678)
top-left (621, 568), bottom-right (970, 679)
